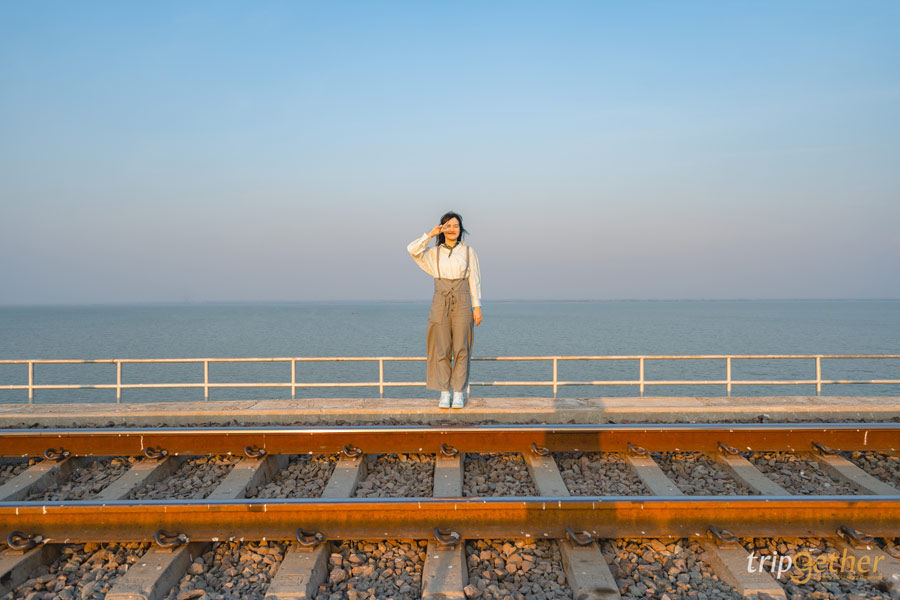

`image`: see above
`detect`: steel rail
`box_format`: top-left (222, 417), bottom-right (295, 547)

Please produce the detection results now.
top-left (0, 424), bottom-right (897, 458)
top-left (2, 496), bottom-right (899, 542)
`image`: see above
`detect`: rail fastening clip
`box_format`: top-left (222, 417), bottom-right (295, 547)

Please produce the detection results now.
top-left (836, 525), bottom-right (874, 549)
top-left (6, 531), bottom-right (42, 551)
top-left (143, 446), bottom-right (168, 460)
top-left (717, 442), bottom-right (740, 455)
top-left (566, 526), bottom-right (594, 546)
top-left (530, 442), bottom-right (551, 457)
top-left (244, 445), bottom-right (267, 458)
top-left (43, 447), bottom-right (70, 462)
top-left (342, 445), bottom-right (363, 458)
top-left (154, 529), bottom-right (189, 548)
top-left (812, 441), bottom-right (839, 456)
top-left (707, 526), bottom-right (740, 548)
top-left (627, 443), bottom-right (649, 457)
top-left (433, 527), bottom-right (461, 546)
top-left (296, 529), bottom-right (325, 547)
top-left (440, 444), bottom-right (459, 457)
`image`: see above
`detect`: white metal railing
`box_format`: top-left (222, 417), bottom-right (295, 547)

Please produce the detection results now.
top-left (1, 355), bottom-right (899, 404)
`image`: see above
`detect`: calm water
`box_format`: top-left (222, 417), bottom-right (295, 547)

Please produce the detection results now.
top-left (0, 300), bottom-right (898, 403)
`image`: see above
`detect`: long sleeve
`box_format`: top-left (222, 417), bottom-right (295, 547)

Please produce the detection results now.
top-left (408, 234), bottom-right (482, 307)
top-left (468, 247), bottom-right (482, 308)
top-left (407, 233), bottom-right (436, 277)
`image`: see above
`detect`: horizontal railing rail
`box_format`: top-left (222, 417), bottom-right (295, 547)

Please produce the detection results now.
top-left (1, 355), bottom-right (899, 403)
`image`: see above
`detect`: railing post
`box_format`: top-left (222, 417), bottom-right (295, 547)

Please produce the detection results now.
top-left (116, 360), bottom-right (122, 403)
top-left (552, 358), bottom-right (558, 397)
top-left (639, 357), bottom-right (645, 397)
top-left (726, 357), bottom-right (732, 397)
top-left (816, 356), bottom-right (822, 396)
top-left (28, 361), bottom-right (34, 404)
top-left (291, 359), bottom-right (296, 399)
top-left (204, 360), bottom-right (210, 401)
top-left (379, 359), bottom-right (384, 398)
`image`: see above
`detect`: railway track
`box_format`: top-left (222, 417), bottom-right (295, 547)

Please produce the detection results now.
top-left (0, 423), bottom-right (898, 600)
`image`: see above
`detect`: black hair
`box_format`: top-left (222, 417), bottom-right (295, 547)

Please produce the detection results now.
top-left (435, 211), bottom-right (467, 246)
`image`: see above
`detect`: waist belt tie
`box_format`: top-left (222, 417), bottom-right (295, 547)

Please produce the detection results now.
top-left (440, 289), bottom-right (458, 316)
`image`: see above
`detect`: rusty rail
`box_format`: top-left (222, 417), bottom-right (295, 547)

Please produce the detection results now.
top-left (1, 424), bottom-right (898, 545)
top-left (0, 423), bottom-right (898, 458)
top-left (3, 496), bottom-right (900, 542)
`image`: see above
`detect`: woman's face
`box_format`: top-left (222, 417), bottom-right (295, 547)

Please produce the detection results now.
top-left (442, 218), bottom-right (461, 242)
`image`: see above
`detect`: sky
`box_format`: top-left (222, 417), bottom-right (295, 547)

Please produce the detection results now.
top-left (1, 1), bottom-right (898, 305)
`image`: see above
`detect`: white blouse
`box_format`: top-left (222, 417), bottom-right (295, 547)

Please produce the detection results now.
top-left (407, 233), bottom-right (482, 308)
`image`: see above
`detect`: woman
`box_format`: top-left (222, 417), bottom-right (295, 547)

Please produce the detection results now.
top-left (407, 212), bottom-right (482, 408)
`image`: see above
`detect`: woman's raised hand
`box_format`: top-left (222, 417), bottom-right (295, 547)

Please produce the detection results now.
top-left (428, 224), bottom-right (445, 238)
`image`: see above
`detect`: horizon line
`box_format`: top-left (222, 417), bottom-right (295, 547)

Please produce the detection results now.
top-left (2, 297), bottom-right (899, 309)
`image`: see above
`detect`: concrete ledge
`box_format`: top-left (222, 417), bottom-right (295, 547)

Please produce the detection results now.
top-left (0, 396), bottom-right (898, 427)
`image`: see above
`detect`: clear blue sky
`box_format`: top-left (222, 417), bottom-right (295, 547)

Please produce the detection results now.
top-left (2, 1), bottom-right (898, 304)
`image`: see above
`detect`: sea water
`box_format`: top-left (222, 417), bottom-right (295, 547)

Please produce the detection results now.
top-left (0, 300), bottom-right (897, 403)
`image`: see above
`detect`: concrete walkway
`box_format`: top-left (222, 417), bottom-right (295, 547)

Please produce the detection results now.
top-left (0, 396), bottom-right (898, 427)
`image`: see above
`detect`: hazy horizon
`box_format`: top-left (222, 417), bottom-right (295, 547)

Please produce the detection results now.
top-left (2, 298), bottom-right (898, 309)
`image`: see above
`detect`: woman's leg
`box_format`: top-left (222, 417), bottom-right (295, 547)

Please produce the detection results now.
top-left (426, 316), bottom-right (452, 391)
top-left (448, 313), bottom-right (474, 393)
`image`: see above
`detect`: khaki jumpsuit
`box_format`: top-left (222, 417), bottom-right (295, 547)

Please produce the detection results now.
top-left (426, 246), bottom-right (474, 392)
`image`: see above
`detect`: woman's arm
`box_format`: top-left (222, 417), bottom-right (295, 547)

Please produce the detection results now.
top-left (407, 227), bottom-right (443, 277)
top-left (469, 248), bottom-right (482, 326)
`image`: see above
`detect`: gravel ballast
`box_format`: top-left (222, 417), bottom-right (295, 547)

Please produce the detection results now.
top-left (315, 539), bottom-right (427, 600)
top-left (746, 452), bottom-right (860, 495)
top-left (844, 451), bottom-right (900, 490)
top-left (464, 453), bottom-right (537, 496)
top-left (555, 452), bottom-right (649, 496)
top-left (164, 541), bottom-right (287, 600)
top-left (132, 455), bottom-right (241, 500)
top-left (247, 454), bottom-right (338, 498)
top-left (27, 457), bottom-right (136, 501)
top-left (355, 454), bottom-right (435, 498)
top-left (0, 458), bottom-right (35, 485)
top-left (464, 539), bottom-right (572, 600)
top-left (603, 538), bottom-right (743, 599)
top-left (0, 542), bottom-right (149, 600)
top-left (653, 452), bottom-right (755, 496)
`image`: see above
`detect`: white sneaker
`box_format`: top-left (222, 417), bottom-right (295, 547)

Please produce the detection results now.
top-left (438, 391), bottom-right (451, 408)
top-left (451, 391), bottom-right (465, 409)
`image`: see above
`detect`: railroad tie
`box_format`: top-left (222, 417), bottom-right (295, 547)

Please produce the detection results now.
top-left (92, 456), bottom-right (187, 501)
top-left (0, 455), bottom-right (82, 501)
top-left (831, 537), bottom-right (900, 590)
top-left (808, 452), bottom-right (900, 496)
top-left (423, 452), bottom-right (467, 600)
top-left (0, 456), bottom-right (76, 597)
top-left (206, 454), bottom-right (288, 501)
top-left (628, 450), bottom-right (790, 599)
top-left (265, 452), bottom-right (368, 599)
top-left (623, 453), bottom-right (682, 497)
top-left (106, 543), bottom-right (206, 600)
top-left (524, 452), bottom-right (621, 600)
top-left (711, 453), bottom-right (791, 496)
top-left (107, 453), bottom-right (290, 599)
top-left (320, 453), bottom-right (368, 499)
top-left (0, 544), bottom-right (61, 597)
top-left (699, 541), bottom-right (787, 600)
